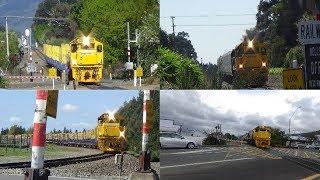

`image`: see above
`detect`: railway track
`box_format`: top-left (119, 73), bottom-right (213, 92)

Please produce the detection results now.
top-left (0, 153), bottom-right (113, 169)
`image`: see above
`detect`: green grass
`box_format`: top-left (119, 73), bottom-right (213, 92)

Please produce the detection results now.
top-left (0, 144), bottom-right (81, 158)
top-left (269, 68), bottom-right (284, 75)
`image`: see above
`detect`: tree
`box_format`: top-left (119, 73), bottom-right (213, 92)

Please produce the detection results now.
top-left (270, 127), bottom-right (287, 147)
top-left (160, 30), bottom-right (197, 60)
top-left (158, 48), bottom-right (204, 89)
top-left (117, 91), bottom-right (159, 162)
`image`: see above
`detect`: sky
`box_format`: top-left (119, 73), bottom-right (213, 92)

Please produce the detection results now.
top-left (160, 90), bottom-right (320, 136)
top-left (160, 0), bottom-right (260, 64)
top-left (0, 90), bottom-right (138, 132)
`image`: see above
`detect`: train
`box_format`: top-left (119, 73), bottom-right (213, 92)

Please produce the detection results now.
top-left (45, 113), bottom-right (127, 153)
top-left (96, 113), bottom-right (126, 152)
top-left (217, 39), bottom-right (269, 87)
top-left (43, 35), bottom-right (104, 85)
top-left (246, 125), bottom-right (271, 148)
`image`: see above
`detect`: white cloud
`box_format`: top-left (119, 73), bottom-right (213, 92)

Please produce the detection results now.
top-left (161, 90), bottom-right (320, 136)
top-left (71, 122), bottom-right (93, 130)
top-left (62, 104), bottom-right (79, 113)
top-left (9, 116), bottom-right (21, 125)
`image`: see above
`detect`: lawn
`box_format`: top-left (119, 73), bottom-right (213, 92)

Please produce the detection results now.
top-left (0, 144), bottom-right (82, 158)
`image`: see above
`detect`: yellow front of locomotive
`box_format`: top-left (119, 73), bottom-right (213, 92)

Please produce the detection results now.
top-left (69, 36), bottom-right (104, 83)
top-left (96, 113), bottom-right (126, 153)
top-left (252, 126), bottom-right (271, 148)
top-left (234, 40), bottom-right (269, 86)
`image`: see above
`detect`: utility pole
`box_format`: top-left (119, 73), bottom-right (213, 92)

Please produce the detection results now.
top-left (5, 17), bottom-right (9, 58)
top-left (289, 106), bottom-right (301, 138)
top-left (170, 16), bottom-right (176, 35)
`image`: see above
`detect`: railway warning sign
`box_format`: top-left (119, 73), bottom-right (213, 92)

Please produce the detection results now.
top-left (305, 44), bottom-right (320, 89)
top-left (46, 90), bottom-right (58, 118)
top-left (298, 20), bottom-right (320, 44)
top-left (48, 68), bottom-right (57, 77)
top-left (137, 66), bottom-right (143, 77)
top-left (282, 68), bottom-right (304, 89)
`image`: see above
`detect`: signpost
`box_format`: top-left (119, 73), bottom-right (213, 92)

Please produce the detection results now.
top-left (298, 20), bottom-right (320, 89)
top-left (283, 69), bottom-right (305, 89)
top-left (46, 90), bottom-right (58, 118)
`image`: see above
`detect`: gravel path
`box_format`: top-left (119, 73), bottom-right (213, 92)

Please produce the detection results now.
top-left (0, 154), bottom-right (160, 179)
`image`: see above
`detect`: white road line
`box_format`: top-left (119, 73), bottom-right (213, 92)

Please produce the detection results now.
top-left (162, 148), bottom-right (224, 155)
top-left (161, 157), bottom-right (255, 169)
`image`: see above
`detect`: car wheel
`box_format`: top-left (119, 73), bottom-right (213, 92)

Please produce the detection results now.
top-left (187, 142), bottom-right (195, 149)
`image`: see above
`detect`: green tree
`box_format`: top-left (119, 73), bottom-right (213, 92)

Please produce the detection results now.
top-left (117, 91), bottom-right (159, 162)
top-left (158, 48), bottom-right (204, 89)
top-left (270, 127), bottom-right (287, 147)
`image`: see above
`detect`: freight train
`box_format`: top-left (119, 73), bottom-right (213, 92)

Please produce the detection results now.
top-left (246, 125), bottom-right (271, 148)
top-left (46, 113), bottom-right (126, 153)
top-left (217, 39), bottom-right (269, 87)
top-left (43, 35), bottom-right (104, 85)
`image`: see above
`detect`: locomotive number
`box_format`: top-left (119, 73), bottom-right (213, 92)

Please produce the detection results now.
top-left (311, 61), bottom-right (320, 75)
top-left (287, 75), bottom-right (298, 83)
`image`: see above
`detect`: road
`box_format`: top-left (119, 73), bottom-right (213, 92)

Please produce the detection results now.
top-left (160, 145), bottom-right (320, 180)
top-left (2, 48), bottom-right (159, 90)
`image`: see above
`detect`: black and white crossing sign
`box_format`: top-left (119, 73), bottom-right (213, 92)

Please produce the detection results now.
top-left (298, 20), bottom-right (320, 44)
top-left (305, 44), bottom-right (320, 89)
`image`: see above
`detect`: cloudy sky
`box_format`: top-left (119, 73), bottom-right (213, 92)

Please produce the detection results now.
top-left (160, 91), bottom-right (320, 136)
top-left (161, 0), bottom-right (259, 64)
top-left (0, 90), bottom-right (138, 132)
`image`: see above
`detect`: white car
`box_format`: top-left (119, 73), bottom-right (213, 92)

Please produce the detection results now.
top-left (160, 132), bottom-right (198, 149)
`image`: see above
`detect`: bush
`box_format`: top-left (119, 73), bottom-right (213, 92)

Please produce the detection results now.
top-left (159, 48), bottom-right (204, 89)
top-left (202, 134), bottom-right (226, 146)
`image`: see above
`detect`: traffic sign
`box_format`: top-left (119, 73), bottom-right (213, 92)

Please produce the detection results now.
top-left (282, 68), bottom-right (304, 89)
top-left (48, 68), bottom-right (57, 77)
top-left (305, 44), bottom-right (320, 89)
top-left (136, 66), bottom-right (143, 77)
top-left (298, 20), bottom-right (320, 44)
top-left (46, 90), bottom-right (58, 118)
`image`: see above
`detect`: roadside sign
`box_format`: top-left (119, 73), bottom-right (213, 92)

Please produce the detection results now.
top-left (48, 68), bottom-right (57, 77)
top-left (305, 44), bottom-right (320, 89)
top-left (136, 66), bottom-right (143, 77)
top-left (46, 90), bottom-right (58, 118)
top-left (298, 20), bottom-right (320, 44)
top-left (282, 68), bottom-right (304, 89)
top-left (125, 62), bottom-right (134, 70)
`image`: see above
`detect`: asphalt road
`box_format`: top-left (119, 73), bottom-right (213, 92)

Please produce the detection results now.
top-left (160, 146), bottom-right (320, 180)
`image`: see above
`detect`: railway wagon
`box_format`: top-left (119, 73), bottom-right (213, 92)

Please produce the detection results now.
top-left (247, 125), bottom-right (271, 148)
top-left (217, 39), bottom-right (269, 87)
top-left (43, 35), bottom-right (104, 84)
top-left (97, 113), bottom-right (126, 152)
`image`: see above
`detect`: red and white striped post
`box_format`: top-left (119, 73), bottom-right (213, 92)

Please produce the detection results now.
top-left (25, 90), bottom-right (50, 180)
top-left (142, 90), bottom-right (150, 152)
top-left (138, 90), bottom-right (152, 172)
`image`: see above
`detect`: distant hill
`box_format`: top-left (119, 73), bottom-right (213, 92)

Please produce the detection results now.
top-left (0, 0), bottom-right (43, 34)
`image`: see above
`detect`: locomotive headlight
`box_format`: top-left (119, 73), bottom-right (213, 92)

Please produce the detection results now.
top-left (248, 40), bottom-right (254, 49)
top-left (262, 62), bottom-right (267, 67)
top-left (239, 64), bottom-right (243, 69)
top-left (119, 128), bottom-right (126, 138)
top-left (83, 36), bottom-right (90, 46)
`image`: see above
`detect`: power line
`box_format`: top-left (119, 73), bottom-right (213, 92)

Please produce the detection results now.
top-left (176, 23), bottom-right (255, 27)
top-left (216, 13), bottom-right (256, 16)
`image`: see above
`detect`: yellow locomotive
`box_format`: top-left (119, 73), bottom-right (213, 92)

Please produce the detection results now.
top-left (247, 125), bottom-right (271, 148)
top-left (217, 39), bottom-right (269, 87)
top-left (43, 35), bottom-right (104, 84)
top-left (96, 113), bottom-right (126, 152)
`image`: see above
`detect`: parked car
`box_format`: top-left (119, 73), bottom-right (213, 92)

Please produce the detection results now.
top-left (160, 132), bottom-right (198, 149)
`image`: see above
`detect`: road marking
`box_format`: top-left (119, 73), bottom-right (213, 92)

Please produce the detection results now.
top-left (162, 148), bottom-right (223, 155)
top-left (302, 174), bottom-right (320, 180)
top-left (161, 157), bottom-right (255, 169)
